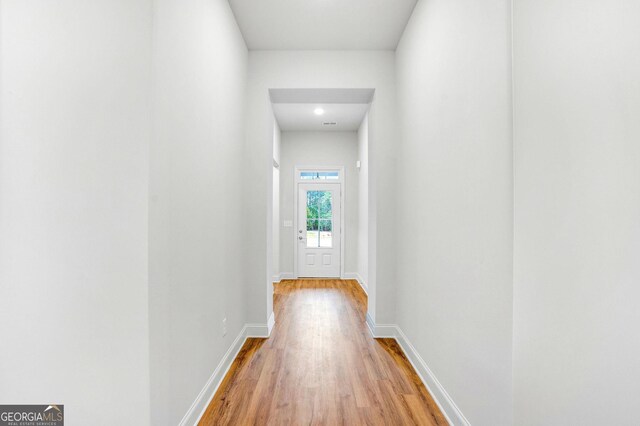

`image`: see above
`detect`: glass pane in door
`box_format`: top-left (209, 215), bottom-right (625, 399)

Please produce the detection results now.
top-left (319, 220), bottom-right (332, 247)
top-left (306, 191), bottom-right (332, 248)
top-left (306, 219), bottom-right (318, 248)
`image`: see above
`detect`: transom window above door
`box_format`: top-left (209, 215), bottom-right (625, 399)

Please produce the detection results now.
top-left (296, 168), bottom-right (343, 184)
top-left (300, 171), bottom-right (339, 180)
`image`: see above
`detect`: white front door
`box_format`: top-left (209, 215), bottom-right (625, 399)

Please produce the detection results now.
top-left (297, 183), bottom-right (341, 277)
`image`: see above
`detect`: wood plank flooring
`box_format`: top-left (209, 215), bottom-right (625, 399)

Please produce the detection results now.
top-left (199, 279), bottom-right (448, 425)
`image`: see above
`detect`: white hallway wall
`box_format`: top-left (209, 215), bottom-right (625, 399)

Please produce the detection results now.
top-left (0, 0), bottom-right (152, 424)
top-left (272, 120), bottom-right (281, 280)
top-left (357, 115), bottom-right (369, 289)
top-left (149, 0), bottom-right (248, 424)
top-left (244, 51), bottom-right (398, 327)
top-left (395, 0), bottom-right (514, 424)
top-left (513, 0), bottom-right (640, 424)
top-left (0, 0), bottom-right (249, 424)
top-left (271, 122), bottom-right (282, 282)
top-left (278, 131), bottom-right (359, 276)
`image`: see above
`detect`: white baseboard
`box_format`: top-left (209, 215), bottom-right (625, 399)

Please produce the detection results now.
top-left (366, 312), bottom-right (376, 336)
top-left (179, 320), bottom-right (274, 425)
top-left (267, 311), bottom-right (275, 335)
top-left (365, 317), bottom-right (470, 426)
top-left (178, 326), bottom-right (248, 426)
top-left (395, 327), bottom-right (470, 426)
top-left (343, 272), bottom-right (368, 294)
top-left (365, 312), bottom-right (396, 338)
top-left (274, 272), bottom-right (294, 282)
top-left (245, 323), bottom-right (269, 338)
top-left (343, 272), bottom-right (358, 280)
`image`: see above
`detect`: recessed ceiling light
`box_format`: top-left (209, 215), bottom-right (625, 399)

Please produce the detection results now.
top-left (314, 108), bottom-right (325, 116)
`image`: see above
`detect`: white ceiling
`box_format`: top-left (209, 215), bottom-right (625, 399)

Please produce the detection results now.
top-left (228, 0), bottom-right (418, 50)
top-left (272, 103), bottom-right (370, 132)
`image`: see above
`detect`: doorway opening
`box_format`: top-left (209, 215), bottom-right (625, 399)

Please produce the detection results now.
top-left (267, 88), bottom-right (372, 326)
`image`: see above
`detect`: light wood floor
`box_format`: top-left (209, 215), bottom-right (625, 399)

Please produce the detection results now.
top-left (199, 279), bottom-right (448, 425)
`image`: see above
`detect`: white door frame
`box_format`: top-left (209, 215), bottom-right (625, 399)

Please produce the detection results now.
top-left (293, 165), bottom-right (345, 279)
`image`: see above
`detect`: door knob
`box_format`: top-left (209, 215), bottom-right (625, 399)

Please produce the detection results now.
top-left (298, 236), bottom-right (304, 240)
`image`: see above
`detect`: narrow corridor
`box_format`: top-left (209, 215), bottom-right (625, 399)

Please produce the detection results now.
top-left (199, 280), bottom-right (447, 425)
